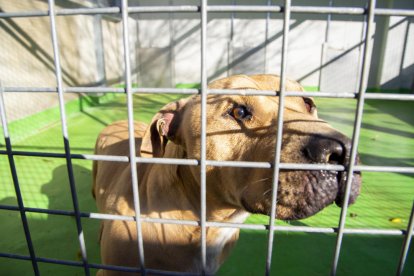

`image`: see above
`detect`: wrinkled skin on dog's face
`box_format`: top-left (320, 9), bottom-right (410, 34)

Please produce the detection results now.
top-left (174, 94), bottom-right (361, 220)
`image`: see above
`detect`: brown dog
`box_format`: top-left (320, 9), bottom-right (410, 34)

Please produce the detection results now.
top-left (93, 74), bottom-right (361, 275)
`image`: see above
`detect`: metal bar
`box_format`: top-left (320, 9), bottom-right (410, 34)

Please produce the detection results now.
top-left (331, 1), bottom-right (376, 275)
top-left (121, 0), bottom-right (146, 274)
top-left (263, 0), bottom-right (272, 73)
top-left (343, 228), bottom-right (408, 235)
top-left (364, 93), bottom-right (414, 101)
top-left (208, 88), bottom-right (277, 96)
top-left (56, 7), bottom-right (120, 16)
top-left (0, 203), bottom-right (411, 236)
top-left (325, 0), bottom-right (334, 43)
top-left (131, 87), bottom-right (199, 95)
top-left (208, 5), bottom-right (282, 13)
top-left (290, 6), bottom-right (365, 14)
top-left (1, 6), bottom-right (414, 18)
top-left (355, 165), bottom-right (414, 174)
top-left (205, 160), bottom-right (271, 169)
top-left (207, 161), bottom-right (343, 171)
top-left (0, 85), bottom-right (40, 275)
top-left (89, 263), bottom-right (139, 274)
top-left (397, 201), bottom-right (414, 275)
top-left (1, 149), bottom-right (414, 173)
top-left (209, 90), bottom-right (414, 100)
top-left (47, 1), bottom-right (90, 275)
top-left (3, 87), bottom-right (57, 93)
top-left (0, 252), bottom-right (32, 261)
top-left (3, 86), bottom-right (414, 100)
top-left (0, 150), bottom-right (129, 162)
top-left (375, 8), bottom-right (414, 17)
top-left (210, 89), bottom-right (352, 97)
top-left (0, 10), bottom-right (49, 18)
top-left (129, 6), bottom-right (198, 13)
top-left (2, 150), bottom-right (414, 174)
top-left (265, 1), bottom-right (291, 275)
top-left (2, 86), bottom-right (199, 94)
top-left (0, 204), bottom-right (137, 222)
top-left (66, 87), bottom-right (124, 93)
top-left (0, 253), bottom-right (200, 276)
top-left (200, 0), bottom-right (208, 273)
top-left (136, 157), bottom-right (199, 166)
top-left (0, 8), bottom-right (121, 18)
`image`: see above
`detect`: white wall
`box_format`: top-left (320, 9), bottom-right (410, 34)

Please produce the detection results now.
top-left (129, 0), bottom-right (413, 91)
top-left (0, 0), bottom-right (413, 121)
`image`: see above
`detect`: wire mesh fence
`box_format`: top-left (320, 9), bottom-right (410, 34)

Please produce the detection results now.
top-left (0, 0), bottom-right (413, 275)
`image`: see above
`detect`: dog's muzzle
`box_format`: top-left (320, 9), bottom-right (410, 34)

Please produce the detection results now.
top-left (304, 133), bottom-right (362, 209)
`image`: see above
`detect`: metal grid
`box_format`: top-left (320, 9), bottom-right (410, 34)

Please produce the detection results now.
top-left (0, 0), bottom-right (413, 275)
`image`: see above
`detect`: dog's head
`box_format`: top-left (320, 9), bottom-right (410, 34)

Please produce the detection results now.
top-left (141, 74), bottom-right (361, 220)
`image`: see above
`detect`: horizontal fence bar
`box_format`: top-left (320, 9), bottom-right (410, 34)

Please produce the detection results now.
top-left (208, 88), bottom-right (277, 96)
top-left (210, 89), bottom-right (356, 98)
top-left (206, 160), bottom-right (271, 169)
top-left (364, 93), bottom-right (414, 101)
top-left (1, 150), bottom-right (413, 173)
top-left (290, 6), bottom-right (365, 14)
top-left (0, 253), bottom-right (83, 267)
top-left (356, 165), bottom-right (414, 174)
top-left (0, 150), bottom-right (130, 162)
top-left (1, 6), bottom-right (413, 18)
top-left (2, 87), bottom-right (57, 93)
top-left (66, 87), bottom-right (124, 93)
top-left (207, 5), bottom-right (282, 13)
top-left (375, 8), bottom-right (414, 16)
top-left (0, 204), bottom-right (410, 236)
top-left (56, 7), bottom-right (120, 16)
top-left (129, 6), bottom-right (199, 13)
top-left (0, 252), bottom-right (198, 276)
top-left (131, 87), bottom-right (199, 95)
top-left (3, 86), bottom-right (414, 100)
top-left (136, 157), bottom-right (199, 166)
top-left (0, 10), bottom-right (49, 18)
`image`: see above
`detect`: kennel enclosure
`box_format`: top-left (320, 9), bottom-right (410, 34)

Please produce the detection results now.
top-left (0, 0), bottom-right (413, 275)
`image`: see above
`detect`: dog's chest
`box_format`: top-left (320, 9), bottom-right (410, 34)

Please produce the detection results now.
top-left (204, 212), bottom-right (250, 274)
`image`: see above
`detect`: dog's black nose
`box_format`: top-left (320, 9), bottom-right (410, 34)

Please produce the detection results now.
top-left (305, 136), bottom-right (348, 164)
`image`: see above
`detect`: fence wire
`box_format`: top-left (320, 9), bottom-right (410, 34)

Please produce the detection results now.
top-left (0, 1), bottom-right (413, 276)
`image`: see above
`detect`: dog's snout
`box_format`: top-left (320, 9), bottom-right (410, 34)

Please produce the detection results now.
top-left (305, 137), bottom-right (346, 164)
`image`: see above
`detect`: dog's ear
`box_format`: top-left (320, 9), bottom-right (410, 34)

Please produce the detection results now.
top-left (140, 97), bottom-right (189, 157)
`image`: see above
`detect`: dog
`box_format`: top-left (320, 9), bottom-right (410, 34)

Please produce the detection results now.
top-left (92, 74), bottom-right (361, 275)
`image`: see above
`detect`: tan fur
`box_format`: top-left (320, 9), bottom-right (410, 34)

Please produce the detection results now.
top-left (93, 74), bottom-right (361, 275)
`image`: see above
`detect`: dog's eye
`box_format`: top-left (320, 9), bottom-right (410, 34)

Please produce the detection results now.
top-left (303, 97), bottom-right (316, 113)
top-left (231, 105), bottom-right (252, 121)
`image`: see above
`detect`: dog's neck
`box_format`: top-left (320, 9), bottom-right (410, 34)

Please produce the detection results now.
top-left (139, 144), bottom-right (244, 222)
top-left (138, 143), bottom-right (249, 274)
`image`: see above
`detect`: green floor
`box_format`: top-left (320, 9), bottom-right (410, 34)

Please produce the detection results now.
top-left (0, 93), bottom-right (413, 275)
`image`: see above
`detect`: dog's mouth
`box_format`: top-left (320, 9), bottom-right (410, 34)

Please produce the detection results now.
top-left (274, 169), bottom-right (362, 220)
top-left (335, 170), bottom-right (362, 207)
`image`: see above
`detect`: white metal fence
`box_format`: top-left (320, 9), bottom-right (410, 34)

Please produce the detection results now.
top-left (0, 0), bottom-right (413, 275)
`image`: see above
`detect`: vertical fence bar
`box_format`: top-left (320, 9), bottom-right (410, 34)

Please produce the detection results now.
top-left (47, 1), bottom-right (90, 275)
top-left (121, 0), bottom-right (146, 274)
top-left (265, 0), bottom-right (291, 275)
top-left (397, 201), bottom-right (414, 275)
top-left (200, 0), bottom-right (208, 274)
top-left (264, 0), bottom-right (272, 73)
top-left (0, 85), bottom-right (39, 276)
top-left (330, 0), bottom-right (376, 275)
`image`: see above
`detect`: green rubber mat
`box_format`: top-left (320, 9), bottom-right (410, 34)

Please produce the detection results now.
top-left (0, 94), bottom-right (413, 275)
